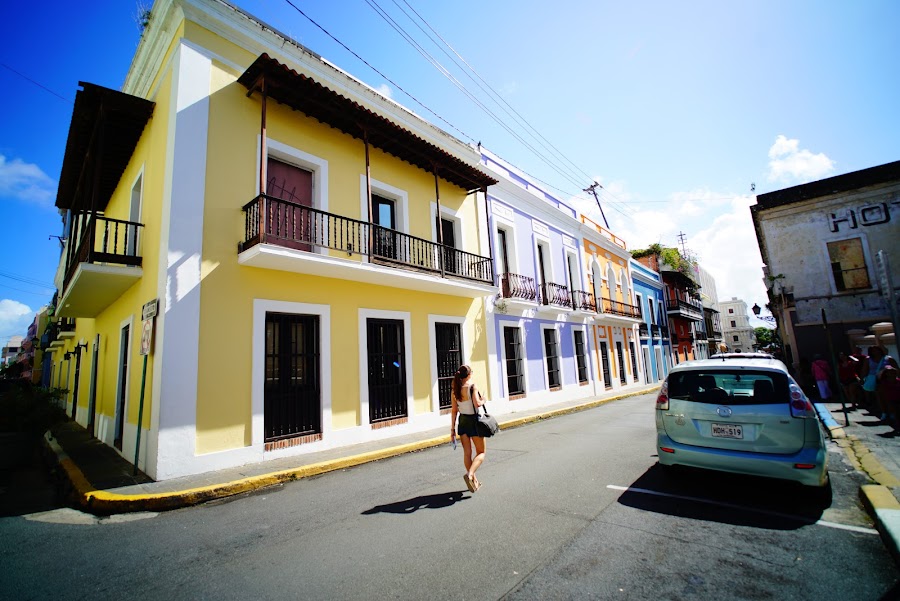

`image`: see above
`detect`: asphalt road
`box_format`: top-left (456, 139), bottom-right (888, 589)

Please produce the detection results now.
top-left (2, 393), bottom-right (897, 600)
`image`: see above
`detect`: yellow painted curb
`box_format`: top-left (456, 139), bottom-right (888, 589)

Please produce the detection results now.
top-left (861, 484), bottom-right (900, 511)
top-left (847, 437), bottom-right (900, 488)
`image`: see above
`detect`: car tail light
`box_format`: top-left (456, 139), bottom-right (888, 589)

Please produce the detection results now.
top-left (789, 384), bottom-right (815, 418)
top-left (656, 380), bottom-right (669, 411)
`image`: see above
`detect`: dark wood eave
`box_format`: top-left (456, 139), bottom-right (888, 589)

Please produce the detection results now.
top-left (55, 82), bottom-right (155, 211)
top-left (238, 54), bottom-right (497, 192)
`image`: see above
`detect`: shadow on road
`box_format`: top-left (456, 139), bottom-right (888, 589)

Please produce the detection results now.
top-left (361, 490), bottom-right (469, 515)
top-left (615, 463), bottom-right (829, 530)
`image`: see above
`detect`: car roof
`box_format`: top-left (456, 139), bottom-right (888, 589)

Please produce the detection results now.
top-left (709, 352), bottom-right (774, 359)
top-left (669, 357), bottom-right (789, 374)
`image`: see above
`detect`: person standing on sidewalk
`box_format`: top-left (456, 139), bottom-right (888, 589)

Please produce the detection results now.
top-left (811, 354), bottom-right (833, 401)
top-left (862, 346), bottom-right (887, 418)
top-left (876, 355), bottom-right (899, 428)
top-left (450, 364), bottom-right (486, 493)
top-left (838, 352), bottom-right (862, 409)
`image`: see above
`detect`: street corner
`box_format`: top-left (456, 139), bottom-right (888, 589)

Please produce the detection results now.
top-left (860, 484), bottom-right (900, 565)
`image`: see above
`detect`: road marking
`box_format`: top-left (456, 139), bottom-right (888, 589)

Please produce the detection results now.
top-left (607, 485), bottom-right (877, 535)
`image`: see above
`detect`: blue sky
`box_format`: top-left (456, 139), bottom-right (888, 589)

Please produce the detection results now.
top-left (1, 0), bottom-right (898, 342)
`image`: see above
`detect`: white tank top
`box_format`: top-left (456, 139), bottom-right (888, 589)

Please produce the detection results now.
top-left (456, 383), bottom-right (476, 415)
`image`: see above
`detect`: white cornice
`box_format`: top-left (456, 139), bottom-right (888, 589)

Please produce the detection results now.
top-left (125, 0), bottom-right (486, 169)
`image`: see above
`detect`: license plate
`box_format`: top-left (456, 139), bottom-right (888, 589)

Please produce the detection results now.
top-left (711, 423), bottom-right (743, 439)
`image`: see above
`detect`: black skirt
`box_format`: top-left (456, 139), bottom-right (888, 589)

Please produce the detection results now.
top-left (457, 413), bottom-right (479, 437)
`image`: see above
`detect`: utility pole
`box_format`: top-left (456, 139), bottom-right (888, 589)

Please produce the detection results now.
top-left (677, 231), bottom-right (688, 256)
top-left (583, 182), bottom-right (609, 229)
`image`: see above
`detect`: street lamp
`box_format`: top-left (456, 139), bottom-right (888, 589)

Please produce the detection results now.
top-left (751, 303), bottom-right (776, 324)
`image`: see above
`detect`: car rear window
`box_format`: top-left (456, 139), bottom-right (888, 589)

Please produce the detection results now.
top-left (666, 370), bottom-right (789, 405)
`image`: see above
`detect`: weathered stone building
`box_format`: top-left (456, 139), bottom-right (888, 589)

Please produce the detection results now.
top-left (751, 161), bottom-right (900, 367)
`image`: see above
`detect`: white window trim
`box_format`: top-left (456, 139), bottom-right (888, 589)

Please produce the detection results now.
top-left (635, 293), bottom-right (644, 321)
top-left (539, 323), bottom-right (562, 390)
top-left (427, 314), bottom-right (467, 413)
top-left (258, 136), bottom-right (330, 214)
top-left (359, 175), bottom-right (409, 233)
top-left (565, 249), bottom-right (581, 291)
top-left (252, 299), bottom-right (332, 448)
top-left (129, 167), bottom-right (145, 255)
top-left (431, 202), bottom-right (465, 250)
top-left (533, 233), bottom-right (554, 286)
top-left (493, 212), bottom-right (518, 274)
top-left (591, 259), bottom-right (604, 302)
top-left (358, 308), bottom-right (414, 426)
top-left (113, 315), bottom-right (134, 448)
top-left (499, 319), bottom-right (529, 398)
top-left (571, 325), bottom-right (590, 384)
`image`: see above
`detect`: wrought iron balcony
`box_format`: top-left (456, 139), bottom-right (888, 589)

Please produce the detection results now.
top-left (57, 213), bottom-right (144, 317)
top-left (665, 298), bottom-right (703, 321)
top-left (660, 326), bottom-right (670, 340)
top-left (651, 324), bottom-right (662, 339)
top-left (540, 282), bottom-right (572, 308)
top-left (240, 195), bottom-right (493, 285)
top-left (570, 289), bottom-right (596, 312)
top-left (598, 296), bottom-right (641, 318)
top-left (501, 272), bottom-right (537, 301)
top-left (639, 323), bottom-right (649, 338)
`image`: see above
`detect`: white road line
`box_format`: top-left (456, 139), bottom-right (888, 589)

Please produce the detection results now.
top-left (607, 485), bottom-right (877, 535)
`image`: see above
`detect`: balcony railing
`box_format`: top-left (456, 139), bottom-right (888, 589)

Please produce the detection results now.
top-left (651, 324), bottom-right (662, 339)
top-left (63, 214), bottom-right (143, 290)
top-left (501, 273), bottom-right (537, 301)
top-left (240, 195), bottom-right (493, 284)
top-left (598, 296), bottom-right (641, 318)
top-left (540, 282), bottom-right (571, 308)
top-left (570, 290), bottom-right (596, 312)
top-left (639, 323), bottom-right (649, 338)
top-left (660, 326), bottom-right (670, 340)
top-left (665, 298), bottom-right (703, 320)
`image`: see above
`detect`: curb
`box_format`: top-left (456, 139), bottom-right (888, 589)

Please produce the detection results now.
top-left (860, 485), bottom-right (900, 567)
top-left (48, 387), bottom-right (658, 514)
top-left (813, 403), bottom-right (846, 439)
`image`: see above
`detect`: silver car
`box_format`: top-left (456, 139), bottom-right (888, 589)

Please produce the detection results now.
top-left (655, 358), bottom-right (828, 488)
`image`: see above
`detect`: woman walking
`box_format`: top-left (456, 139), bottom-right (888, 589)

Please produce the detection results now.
top-left (450, 364), bottom-right (486, 493)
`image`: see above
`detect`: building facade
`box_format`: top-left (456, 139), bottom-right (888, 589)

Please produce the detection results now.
top-left (45, 0), bottom-right (500, 480)
top-left (717, 297), bottom-right (757, 352)
top-left (752, 160), bottom-right (900, 366)
top-left (630, 258), bottom-right (671, 383)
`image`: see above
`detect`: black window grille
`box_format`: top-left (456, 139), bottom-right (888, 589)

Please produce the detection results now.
top-left (629, 341), bottom-right (639, 381)
top-left (504, 327), bottom-right (525, 396)
top-left (264, 313), bottom-right (321, 442)
top-left (600, 341), bottom-right (612, 389)
top-left (544, 329), bottom-right (560, 388)
top-left (435, 323), bottom-right (461, 411)
top-left (574, 330), bottom-right (588, 384)
top-left (367, 318), bottom-right (408, 423)
top-left (616, 341), bottom-right (627, 385)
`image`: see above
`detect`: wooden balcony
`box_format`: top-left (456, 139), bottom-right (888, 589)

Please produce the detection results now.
top-left (239, 195), bottom-right (494, 295)
top-left (57, 214), bottom-right (143, 318)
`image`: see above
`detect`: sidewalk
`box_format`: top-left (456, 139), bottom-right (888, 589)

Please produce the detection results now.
top-left (44, 384), bottom-right (661, 514)
top-left (814, 398), bottom-right (900, 565)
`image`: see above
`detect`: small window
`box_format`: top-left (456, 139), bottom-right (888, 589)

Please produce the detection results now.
top-left (733, 335), bottom-right (739, 342)
top-left (728, 308), bottom-right (734, 314)
top-left (827, 238), bottom-right (870, 291)
top-left (731, 320), bottom-right (736, 328)
top-left (544, 329), bottom-right (561, 389)
top-left (574, 330), bottom-right (588, 384)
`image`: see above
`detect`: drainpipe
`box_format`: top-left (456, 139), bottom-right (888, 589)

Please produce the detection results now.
top-left (259, 78), bottom-right (268, 244)
top-left (483, 186), bottom-right (494, 285)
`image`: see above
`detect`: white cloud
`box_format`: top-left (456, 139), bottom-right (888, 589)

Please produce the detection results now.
top-left (571, 181), bottom-right (770, 317)
top-left (0, 299), bottom-right (34, 339)
top-left (766, 135), bottom-right (835, 184)
top-left (0, 155), bottom-right (56, 207)
top-left (376, 84), bottom-right (393, 99)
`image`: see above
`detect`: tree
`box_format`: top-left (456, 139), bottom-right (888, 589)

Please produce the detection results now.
top-left (754, 327), bottom-right (775, 347)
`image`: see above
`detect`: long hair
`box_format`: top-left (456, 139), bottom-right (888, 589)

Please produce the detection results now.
top-left (452, 364), bottom-right (471, 401)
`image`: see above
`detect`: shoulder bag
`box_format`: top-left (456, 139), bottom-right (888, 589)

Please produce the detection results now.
top-left (473, 387), bottom-right (500, 437)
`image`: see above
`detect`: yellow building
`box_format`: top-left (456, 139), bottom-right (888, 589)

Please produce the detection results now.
top-left (579, 216), bottom-right (643, 390)
top-left (47, 0), bottom-right (497, 480)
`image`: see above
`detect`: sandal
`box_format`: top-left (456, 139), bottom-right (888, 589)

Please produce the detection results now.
top-left (463, 474), bottom-right (476, 493)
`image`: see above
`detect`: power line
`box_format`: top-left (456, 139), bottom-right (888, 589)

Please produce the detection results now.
top-left (0, 63), bottom-right (72, 104)
top-left (0, 270), bottom-right (54, 289)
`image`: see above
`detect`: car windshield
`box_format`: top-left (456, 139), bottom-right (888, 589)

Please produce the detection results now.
top-left (667, 370), bottom-right (789, 405)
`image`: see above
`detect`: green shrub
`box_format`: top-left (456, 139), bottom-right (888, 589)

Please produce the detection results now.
top-left (0, 383), bottom-right (67, 439)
